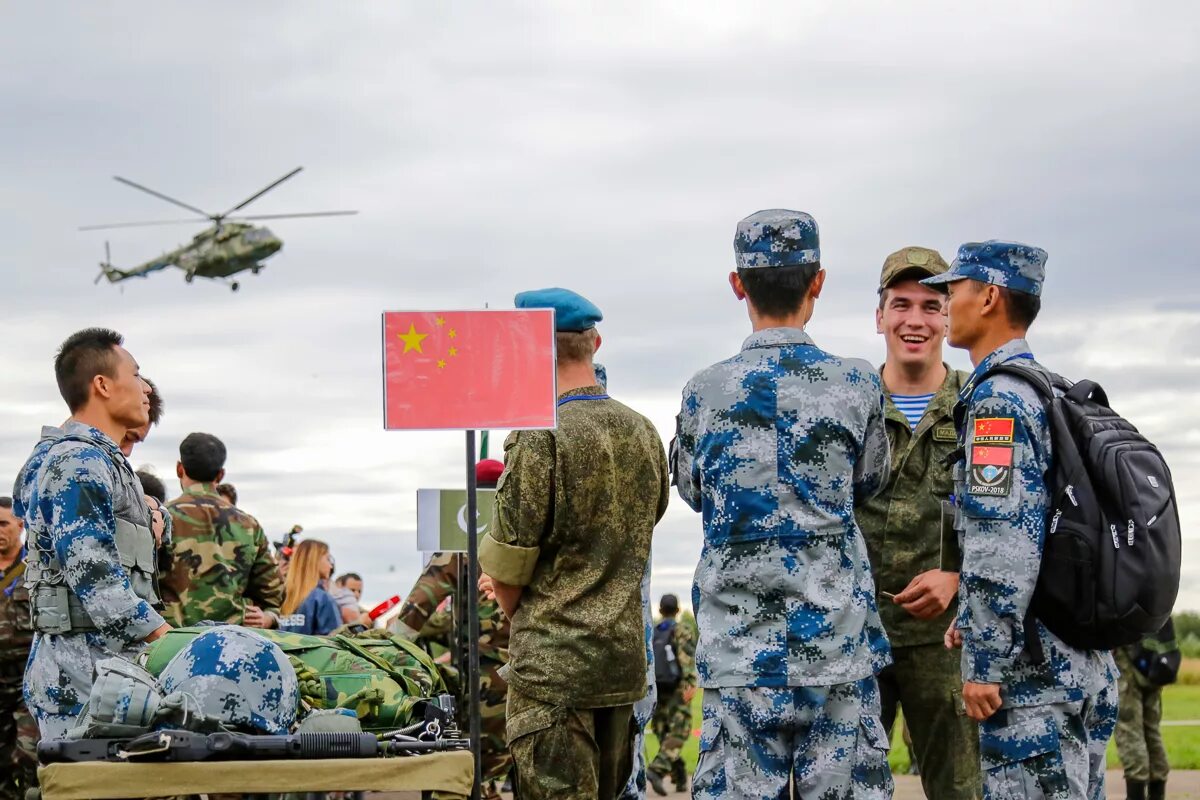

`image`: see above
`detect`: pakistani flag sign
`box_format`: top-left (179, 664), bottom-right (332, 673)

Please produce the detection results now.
top-left (416, 488), bottom-right (497, 552)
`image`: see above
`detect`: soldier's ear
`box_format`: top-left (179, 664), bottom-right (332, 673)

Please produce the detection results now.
top-left (216, 468), bottom-right (226, 484)
top-left (728, 271), bottom-right (746, 301)
top-left (176, 461), bottom-right (185, 480)
top-left (875, 306), bottom-right (884, 335)
top-left (809, 269), bottom-right (826, 299)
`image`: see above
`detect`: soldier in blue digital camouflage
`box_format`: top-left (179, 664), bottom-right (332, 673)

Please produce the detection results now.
top-left (673, 210), bottom-right (894, 799)
top-left (923, 242), bottom-right (1118, 799)
top-left (18, 328), bottom-right (172, 739)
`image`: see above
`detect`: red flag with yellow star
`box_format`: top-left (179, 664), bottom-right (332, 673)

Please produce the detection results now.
top-left (382, 310), bottom-right (557, 430)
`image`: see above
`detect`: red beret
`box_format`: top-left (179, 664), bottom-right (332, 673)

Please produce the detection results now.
top-left (476, 459), bottom-right (505, 487)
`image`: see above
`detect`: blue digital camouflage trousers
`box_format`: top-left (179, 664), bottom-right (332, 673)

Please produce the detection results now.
top-left (691, 676), bottom-right (892, 800)
top-left (979, 680), bottom-right (1117, 800)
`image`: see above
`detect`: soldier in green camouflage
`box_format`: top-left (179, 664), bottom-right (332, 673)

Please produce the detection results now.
top-left (392, 460), bottom-right (511, 800)
top-left (647, 594), bottom-right (697, 796)
top-left (160, 433), bottom-right (284, 628)
top-left (1114, 634), bottom-right (1172, 800)
top-left (0, 497), bottom-right (37, 800)
top-left (480, 288), bottom-right (670, 800)
top-left (856, 248), bottom-right (981, 799)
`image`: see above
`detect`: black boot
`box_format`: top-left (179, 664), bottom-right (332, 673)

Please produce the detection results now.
top-left (1126, 779), bottom-right (1147, 800)
top-left (646, 768), bottom-right (668, 797)
top-left (1148, 779), bottom-right (1166, 800)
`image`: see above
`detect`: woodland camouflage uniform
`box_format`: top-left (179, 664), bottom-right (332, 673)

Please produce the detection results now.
top-left (161, 484), bottom-right (283, 626)
top-left (647, 615), bottom-right (696, 792)
top-left (0, 546), bottom-right (37, 800)
top-left (392, 551), bottom-right (512, 796)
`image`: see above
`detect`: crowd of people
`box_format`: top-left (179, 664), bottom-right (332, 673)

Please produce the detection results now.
top-left (0, 208), bottom-right (1181, 800)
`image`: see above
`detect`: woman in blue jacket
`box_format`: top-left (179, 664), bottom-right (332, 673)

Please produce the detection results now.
top-left (279, 538), bottom-right (342, 635)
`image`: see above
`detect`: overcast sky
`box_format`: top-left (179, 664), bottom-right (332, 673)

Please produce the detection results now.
top-left (2, 2), bottom-right (1197, 612)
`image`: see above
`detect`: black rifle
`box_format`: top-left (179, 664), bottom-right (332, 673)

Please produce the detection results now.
top-left (39, 729), bottom-right (470, 764)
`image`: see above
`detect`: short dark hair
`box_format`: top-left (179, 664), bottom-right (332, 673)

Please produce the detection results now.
top-left (145, 378), bottom-right (164, 426)
top-left (136, 470), bottom-right (167, 504)
top-left (216, 483), bottom-right (238, 505)
top-left (55, 328), bottom-right (124, 412)
top-left (1001, 288), bottom-right (1041, 329)
top-left (336, 572), bottom-right (362, 586)
top-left (737, 264), bottom-right (821, 318)
top-left (179, 432), bottom-right (227, 483)
top-left (0, 497), bottom-right (12, 510)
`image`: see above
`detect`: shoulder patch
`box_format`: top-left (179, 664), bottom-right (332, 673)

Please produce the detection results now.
top-left (973, 417), bottom-right (1015, 444)
top-left (933, 424), bottom-right (957, 442)
top-left (968, 445), bottom-right (1013, 496)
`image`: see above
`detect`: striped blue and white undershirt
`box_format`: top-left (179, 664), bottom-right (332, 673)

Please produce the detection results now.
top-left (891, 392), bottom-right (935, 430)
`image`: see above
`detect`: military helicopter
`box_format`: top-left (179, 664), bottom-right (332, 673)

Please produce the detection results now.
top-left (80, 167), bottom-right (356, 291)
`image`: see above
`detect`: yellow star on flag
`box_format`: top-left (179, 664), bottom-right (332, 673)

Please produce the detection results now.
top-left (397, 324), bottom-right (428, 354)
top-left (448, 329), bottom-right (457, 339)
top-left (437, 359), bottom-right (447, 369)
top-left (435, 317), bottom-right (445, 327)
top-left (449, 347), bottom-right (459, 357)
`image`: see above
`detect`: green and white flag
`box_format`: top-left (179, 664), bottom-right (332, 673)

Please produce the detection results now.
top-left (415, 488), bottom-right (498, 552)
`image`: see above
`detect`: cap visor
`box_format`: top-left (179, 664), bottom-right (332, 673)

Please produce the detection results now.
top-left (919, 272), bottom-right (965, 287)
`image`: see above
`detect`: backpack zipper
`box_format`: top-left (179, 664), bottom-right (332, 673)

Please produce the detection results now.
top-left (1127, 520), bottom-right (1135, 547)
top-left (1049, 509), bottom-right (1062, 534)
top-left (1110, 523), bottom-right (1121, 549)
top-left (1066, 485), bottom-right (1079, 507)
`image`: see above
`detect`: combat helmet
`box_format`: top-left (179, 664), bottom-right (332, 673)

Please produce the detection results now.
top-left (155, 625), bottom-right (299, 735)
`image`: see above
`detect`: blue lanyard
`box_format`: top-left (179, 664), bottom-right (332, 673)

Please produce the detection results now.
top-left (558, 393), bottom-right (610, 407)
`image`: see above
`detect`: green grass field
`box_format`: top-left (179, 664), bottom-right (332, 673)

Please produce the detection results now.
top-left (644, 680), bottom-right (1200, 775)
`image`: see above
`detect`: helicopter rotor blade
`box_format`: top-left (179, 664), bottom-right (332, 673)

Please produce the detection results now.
top-left (105, 241), bottom-right (111, 264)
top-left (79, 218), bottom-right (213, 231)
top-left (220, 167), bottom-right (304, 218)
top-left (113, 176), bottom-right (213, 218)
top-left (229, 210), bottom-right (359, 221)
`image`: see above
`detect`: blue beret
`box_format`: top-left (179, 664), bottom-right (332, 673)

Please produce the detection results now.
top-left (514, 287), bottom-right (603, 332)
top-left (921, 240), bottom-right (1047, 297)
top-left (734, 209), bottom-right (820, 269)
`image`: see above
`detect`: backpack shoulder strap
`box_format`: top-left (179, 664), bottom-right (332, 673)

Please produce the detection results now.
top-left (978, 362), bottom-right (1058, 402)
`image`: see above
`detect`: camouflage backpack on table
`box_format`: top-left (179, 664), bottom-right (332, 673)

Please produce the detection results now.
top-left (141, 626), bottom-right (446, 732)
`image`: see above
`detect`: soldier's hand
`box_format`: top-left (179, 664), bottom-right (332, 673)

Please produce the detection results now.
top-left (682, 685), bottom-right (697, 703)
top-left (147, 500), bottom-right (167, 546)
top-left (894, 570), bottom-right (959, 619)
top-left (943, 621), bottom-right (962, 649)
top-left (243, 605), bottom-right (269, 628)
top-left (962, 681), bottom-right (1002, 721)
top-left (478, 574), bottom-right (496, 600)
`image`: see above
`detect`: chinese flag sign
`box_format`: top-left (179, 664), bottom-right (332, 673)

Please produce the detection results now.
top-left (382, 310), bottom-right (557, 430)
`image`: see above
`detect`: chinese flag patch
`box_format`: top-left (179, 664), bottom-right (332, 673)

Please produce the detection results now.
top-left (968, 445), bottom-right (1014, 496)
top-left (974, 417), bottom-right (1015, 444)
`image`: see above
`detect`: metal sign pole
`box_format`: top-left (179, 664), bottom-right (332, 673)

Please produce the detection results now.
top-left (465, 430), bottom-right (483, 800)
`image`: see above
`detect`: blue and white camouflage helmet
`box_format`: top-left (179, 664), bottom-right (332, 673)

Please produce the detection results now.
top-left (921, 240), bottom-right (1047, 296)
top-left (155, 626), bottom-right (298, 734)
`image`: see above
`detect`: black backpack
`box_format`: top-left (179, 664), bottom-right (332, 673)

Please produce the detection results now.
top-left (974, 363), bottom-right (1181, 651)
top-left (653, 619), bottom-right (682, 686)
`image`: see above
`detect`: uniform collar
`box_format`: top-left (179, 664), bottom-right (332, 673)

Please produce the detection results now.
top-left (39, 424), bottom-right (64, 443)
top-left (961, 338), bottom-right (1035, 401)
top-left (60, 420), bottom-right (124, 460)
top-left (741, 327), bottom-right (815, 351)
top-left (183, 483), bottom-right (224, 501)
top-left (557, 385), bottom-right (607, 401)
top-left (881, 364), bottom-right (964, 433)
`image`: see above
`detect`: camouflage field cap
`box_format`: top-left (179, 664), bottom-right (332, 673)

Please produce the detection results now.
top-left (734, 210), bottom-right (820, 269)
top-left (879, 246), bottom-right (949, 292)
top-left (921, 240), bottom-right (1047, 297)
top-left (514, 287), bottom-right (603, 332)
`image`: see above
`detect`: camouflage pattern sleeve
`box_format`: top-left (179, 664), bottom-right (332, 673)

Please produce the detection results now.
top-left (672, 384), bottom-right (702, 511)
top-left (40, 446), bottom-right (165, 643)
top-left (959, 390), bottom-right (1044, 685)
top-left (479, 430), bottom-right (553, 587)
top-left (675, 617), bottom-right (698, 690)
top-left (392, 552), bottom-right (458, 639)
top-left (246, 520), bottom-right (284, 616)
top-left (853, 368), bottom-right (891, 507)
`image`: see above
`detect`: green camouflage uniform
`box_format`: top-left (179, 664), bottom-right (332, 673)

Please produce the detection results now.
top-left (648, 616), bottom-right (697, 790)
top-left (1114, 646), bottom-right (1169, 784)
top-left (0, 549), bottom-right (37, 800)
top-left (161, 484), bottom-right (284, 627)
top-left (857, 366), bottom-right (982, 800)
top-left (392, 551), bottom-right (512, 796)
top-left (480, 386), bottom-right (670, 800)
